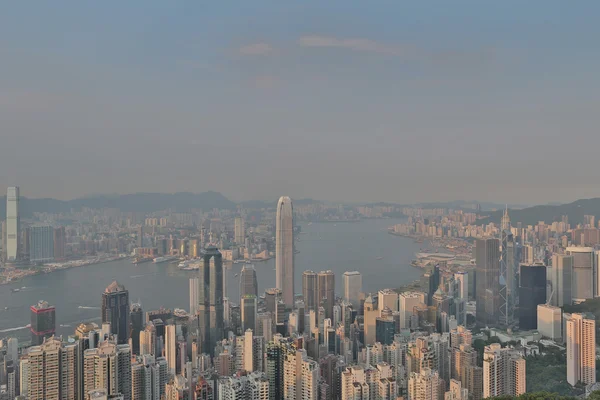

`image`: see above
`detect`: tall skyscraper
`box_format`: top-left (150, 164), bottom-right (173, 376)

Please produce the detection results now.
top-left (83, 341), bottom-right (132, 400)
top-left (241, 294), bottom-right (258, 332)
top-left (343, 271), bottom-right (362, 307)
top-left (165, 324), bottom-right (177, 376)
top-left (275, 196), bottom-right (295, 307)
top-left (6, 186), bottom-right (20, 261)
top-left (29, 225), bottom-right (55, 263)
top-left (130, 303), bottom-right (143, 355)
top-left (240, 264), bottom-right (258, 298)
top-left (537, 304), bottom-right (562, 341)
top-left (283, 349), bottom-right (319, 400)
top-left (53, 226), bottom-right (66, 260)
top-left (482, 343), bottom-right (526, 398)
top-left (234, 216), bottom-right (245, 245)
top-left (30, 300), bottom-right (56, 346)
top-left (399, 291), bottom-right (426, 330)
top-left (137, 225), bottom-right (144, 248)
top-left (317, 270), bottom-right (335, 319)
top-left (189, 277), bottom-right (199, 315)
top-left (198, 246), bottom-right (224, 355)
top-left (548, 254), bottom-right (573, 306)
top-left (566, 313), bottom-right (596, 386)
top-left (475, 238), bottom-right (500, 326)
top-left (302, 270), bottom-right (318, 312)
top-left (101, 281), bottom-right (130, 344)
top-left (566, 247), bottom-right (596, 302)
top-left (519, 264), bottom-right (547, 330)
top-left (408, 368), bottom-right (441, 400)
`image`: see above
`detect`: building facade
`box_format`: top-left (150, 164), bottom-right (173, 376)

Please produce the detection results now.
top-left (276, 196), bottom-right (295, 307)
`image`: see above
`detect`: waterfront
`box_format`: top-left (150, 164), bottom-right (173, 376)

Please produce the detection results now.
top-left (0, 218), bottom-right (427, 341)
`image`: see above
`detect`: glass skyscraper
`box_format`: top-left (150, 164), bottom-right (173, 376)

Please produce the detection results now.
top-left (101, 281), bottom-right (130, 344)
top-left (276, 196), bottom-right (294, 307)
top-left (198, 246), bottom-right (223, 355)
top-left (6, 187), bottom-right (19, 261)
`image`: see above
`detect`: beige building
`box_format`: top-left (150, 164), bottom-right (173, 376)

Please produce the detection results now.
top-left (399, 292), bottom-right (426, 330)
top-left (83, 341), bottom-right (132, 399)
top-left (283, 349), bottom-right (319, 400)
top-left (566, 313), bottom-right (596, 386)
top-left (445, 379), bottom-right (468, 400)
top-left (378, 289), bottom-right (399, 313)
top-left (537, 304), bottom-right (562, 341)
top-left (482, 343), bottom-right (526, 398)
top-left (408, 368), bottom-right (441, 400)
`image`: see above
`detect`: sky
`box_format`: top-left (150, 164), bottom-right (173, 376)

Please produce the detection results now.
top-left (1, 1), bottom-right (600, 205)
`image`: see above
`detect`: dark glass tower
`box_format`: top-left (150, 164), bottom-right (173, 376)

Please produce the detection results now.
top-left (317, 270), bottom-right (335, 320)
top-left (240, 264), bottom-right (258, 299)
top-left (198, 246), bottom-right (223, 355)
top-left (302, 270), bottom-right (318, 311)
top-left (475, 238), bottom-right (500, 326)
top-left (519, 264), bottom-right (547, 330)
top-left (30, 300), bottom-right (56, 345)
top-left (101, 281), bottom-right (130, 344)
top-left (375, 317), bottom-right (396, 345)
top-left (130, 302), bottom-right (144, 354)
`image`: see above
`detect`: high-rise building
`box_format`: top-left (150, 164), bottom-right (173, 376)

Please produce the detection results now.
top-left (548, 254), bottom-right (573, 306)
top-left (30, 300), bottom-right (56, 345)
top-left (378, 289), bottom-right (398, 313)
top-left (566, 247), bottom-right (596, 302)
top-left (454, 271), bottom-right (468, 301)
top-left (165, 324), bottom-right (177, 376)
top-left (275, 196), bottom-right (295, 307)
top-left (218, 372), bottom-right (269, 400)
top-left (537, 304), bottom-right (562, 341)
top-left (53, 226), bottom-right (66, 260)
top-left (445, 379), bottom-right (469, 400)
top-left (399, 291), bottom-right (426, 330)
top-left (240, 264), bottom-right (258, 299)
top-left (140, 322), bottom-right (157, 357)
top-left (130, 303), bottom-right (144, 355)
top-left (408, 368), bottom-right (441, 400)
top-left (190, 277), bottom-right (199, 315)
top-left (137, 225), bottom-right (144, 248)
top-left (283, 348), bottom-right (320, 400)
top-left (241, 295), bottom-right (258, 332)
top-left (482, 343), bottom-right (526, 398)
top-left (6, 186), bottom-right (20, 262)
top-left (234, 216), bottom-right (245, 245)
top-left (519, 264), bottom-right (547, 330)
top-left (475, 238), bottom-right (500, 326)
top-left (375, 317), bottom-right (395, 345)
top-left (101, 281), bottom-right (130, 344)
top-left (302, 270), bottom-right (318, 311)
top-left (83, 341), bottom-right (132, 400)
top-left (342, 271), bottom-right (362, 307)
top-left (198, 246), bottom-right (224, 355)
top-left (29, 225), bottom-right (55, 263)
top-left (566, 313), bottom-right (596, 386)
top-left (317, 270), bottom-right (335, 320)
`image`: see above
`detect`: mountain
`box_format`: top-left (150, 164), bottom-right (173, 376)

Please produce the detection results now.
top-left (479, 197), bottom-right (600, 226)
top-left (0, 191), bottom-right (236, 219)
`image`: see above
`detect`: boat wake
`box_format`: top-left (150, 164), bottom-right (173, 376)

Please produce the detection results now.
top-left (0, 324), bottom-right (30, 333)
top-left (130, 274), bottom-right (145, 279)
top-left (78, 306), bottom-right (100, 310)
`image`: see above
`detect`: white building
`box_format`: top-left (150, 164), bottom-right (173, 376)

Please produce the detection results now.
top-left (189, 277), bottom-right (199, 315)
top-left (275, 196), bottom-right (295, 307)
top-left (548, 254), bottom-right (573, 306)
top-left (566, 313), bottom-right (596, 386)
top-left (565, 247), bottom-right (596, 302)
top-left (537, 304), bottom-right (562, 341)
top-left (454, 271), bottom-right (468, 300)
top-left (399, 292), bottom-right (426, 330)
top-left (343, 271), bottom-right (362, 307)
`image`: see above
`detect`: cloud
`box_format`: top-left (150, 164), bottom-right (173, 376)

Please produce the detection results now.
top-left (239, 43), bottom-right (274, 56)
top-left (298, 35), bottom-right (410, 57)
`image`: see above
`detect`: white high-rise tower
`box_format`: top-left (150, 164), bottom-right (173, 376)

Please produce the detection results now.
top-left (276, 196), bottom-right (294, 307)
top-left (6, 186), bottom-right (20, 261)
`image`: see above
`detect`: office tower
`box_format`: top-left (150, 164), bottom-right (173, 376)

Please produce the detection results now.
top-left (302, 270), bottom-right (318, 311)
top-left (137, 225), bottom-right (144, 248)
top-left (408, 368), bottom-right (441, 400)
top-left (165, 324), bottom-right (177, 376)
top-left (363, 295), bottom-right (378, 345)
top-left (234, 216), bottom-right (245, 245)
top-left (283, 349), bottom-right (319, 400)
top-left (566, 313), bottom-right (596, 386)
top-left (475, 238), bottom-right (500, 326)
top-left (537, 304), bottom-right (562, 341)
top-left (451, 344), bottom-right (479, 395)
top-left (519, 264), bottom-right (547, 330)
top-left (482, 343), bottom-right (526, 398)
top-left (101, 281), bottom-right (130, 344)
top-left (198, 246), bottom-right (224, 355)
top-left (378, 289), bottom-right (398, 313)
top-left (130, 303), bottom-right (144, 355)
top-left (343, 271), bottom-right (362, 306)
top-left (275, 196), bottom-right (295, 307)
top-left (375, 317), bottom-right (395, 345)
top-left (6, 187), bottom-right (19, 261)
top-left (28, 225), bottom-right (55, 263)
top-left (317, 270), bottom-right (335, 319)
top-left (30, 300), bottom-right (56, 345)
top-left (53, 226), bottom-right (66, 260)
top-left (217, 372), bottom-right (269, 400)
top-left (83, 341), bottom-right (132, 400)
top-left (241, 295), bottom-right (258, 332)
top-left (140, 322), bottom-right (157, 356)
top-left (256, 313), bottom-right (273, 343)
top-left (266, 335), bottom-right (291, 400)
top-left (566, 247), bottom-right (596, 302)
top-left (548, 254), bottom-right (573, 306)
top-left (399, 291), bottom-right (426, 330)
top-left (341, 365), bottom-right (383, 400)
top-left (454, 271), bottom-right (468, 300)
top-left (189, 277), bottom-right (199, 315)
top-left (240, 264), bottom-right (258, 298)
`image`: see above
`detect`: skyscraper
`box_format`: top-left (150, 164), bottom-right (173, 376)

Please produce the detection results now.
top-left (548, 254), bottom-right (573, 307)
top-left (240, 264), bottom-right (258, 299)
top-left (283, 348), bottom-right (319, 400)
top-left (198, 246), bottom-right (224, 355)
top-left (408, 368), bottom-right (441, 400)
top-left (519, 264), bottom-right (547, 330)
top-left (482, 343), bottom-right (526, 398)
top-left (130, 303), bottom-right (143, 355)
top-left (6, 186), bottom-right (20, 261)
top-left (302, 270), bottom-right (318, 312)
top-left (234, 216), bottom-right (245, 245)
top-left (53, 227), bottom-right (66, 261)
top-left (137, 225), bottom-right (144, 248)
top-left (189, 277), bottom-right (199, 315)
top-left (317, 270), bottom-right (335, 320)
top-left (275, 196), bottom-right (294, 307)
top-left (566, 313), bottom-right (596, 386)
top-left (343, 271), bottom-right (362, 307)
top-left (475, 238), bottom-right (500, 326)
top-left (101, 281), bottom-right (130, 344)
top-left (565, 247), bottom-right (596, 302)
top-left (30, 300), bottom-right (56, 346)
top-left (537, 304), bottom-right (562, 341)
top-left (165, 324), bottom-right (177, 376)
top-left (29, 225), bottom-right (55, 263)
top-left (241, 295), bottom-right (258, 332)
top-left (83, 341), bottom-right (132, 400)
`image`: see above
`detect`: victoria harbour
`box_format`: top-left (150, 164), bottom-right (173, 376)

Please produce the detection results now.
top-left (0, 218), bottom-right (425, 341)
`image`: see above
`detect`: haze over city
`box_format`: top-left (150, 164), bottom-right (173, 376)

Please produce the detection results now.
top-left (2, 1), bottom-right (600, 204)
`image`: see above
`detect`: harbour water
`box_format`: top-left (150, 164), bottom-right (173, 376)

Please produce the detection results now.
top-left (0, 218), bottom-right (427, 341)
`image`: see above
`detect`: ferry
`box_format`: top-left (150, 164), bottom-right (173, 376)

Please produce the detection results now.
top-left (11, 288), bottom-right (20, 293)
top-left (132, 257), bottom-right (152, 265)
top-left (153, 256), bottom-right (176, 264)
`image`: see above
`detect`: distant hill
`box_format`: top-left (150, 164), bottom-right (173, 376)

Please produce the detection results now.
top-left (0, 191), bottom-right (236, 219)
top-left (479, 197), bottom-right (600, 226)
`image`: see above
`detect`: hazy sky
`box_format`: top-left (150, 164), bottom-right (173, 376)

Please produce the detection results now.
top-left (1, 1), bottom-right (600, 204)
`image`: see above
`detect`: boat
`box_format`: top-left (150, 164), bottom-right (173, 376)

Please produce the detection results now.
top-left (376, 256), bottom-right (384, 260)
top-left (153, 256), bottom-right (176, 264)
top-left (234, 274), bottom-right (239, 278)
top-left (132, 257), bottom-right (152, 265)
top-left (11, 288), bottom-right (20, 293)
top-left (178, 261), bottom-right (190, 268)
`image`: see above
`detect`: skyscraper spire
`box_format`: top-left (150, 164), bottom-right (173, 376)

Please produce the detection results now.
top-left (501, 205), bottom-right (511, 231)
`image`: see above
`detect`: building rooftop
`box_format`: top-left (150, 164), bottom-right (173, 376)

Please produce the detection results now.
top-left (105, 280), bottom-right (126, 293)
